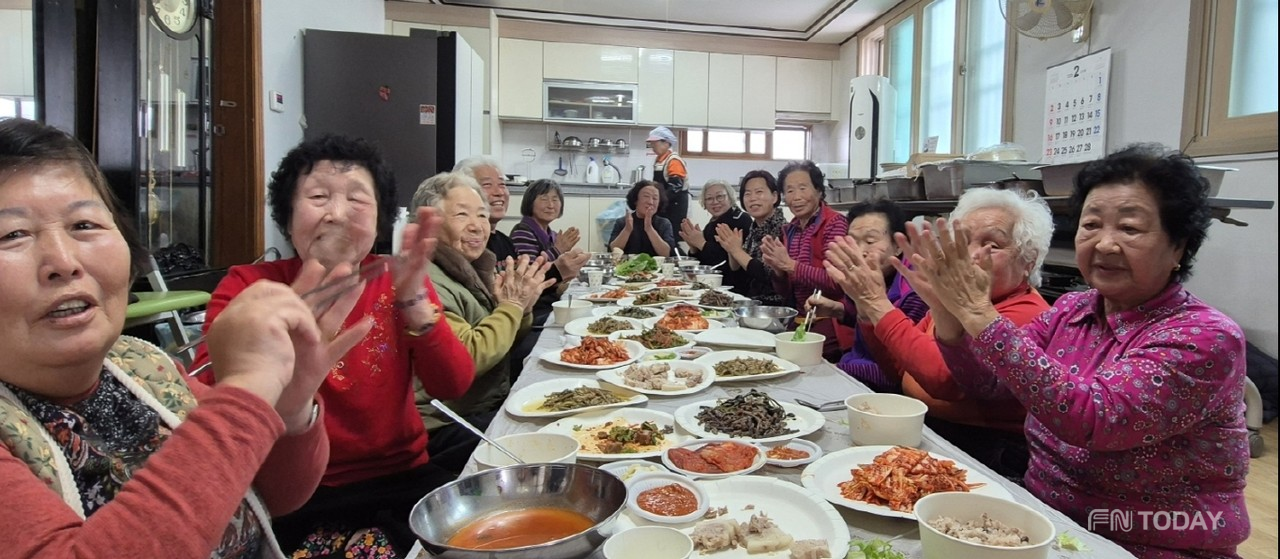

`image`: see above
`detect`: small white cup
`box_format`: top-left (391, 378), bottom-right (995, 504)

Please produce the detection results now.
top-left (602, 526), bottom-right (694, 559)
top-left (586, 268), bottom-right (605, 288)
top-left (552, 299), bottom-right (594, 325)
top-left (696, 273), bottom-right (723, 288)
top-left (661, 262), bottom-right (677, 278)
top-left (774, 331), bottom-right (826, 366)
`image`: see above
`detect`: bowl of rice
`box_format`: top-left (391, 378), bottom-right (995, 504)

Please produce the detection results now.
top-left (915, 492), bottom-right (1055, 559)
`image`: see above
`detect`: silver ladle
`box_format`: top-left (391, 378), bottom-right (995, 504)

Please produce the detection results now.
top-left (429, 399), bottom-right (525, 465)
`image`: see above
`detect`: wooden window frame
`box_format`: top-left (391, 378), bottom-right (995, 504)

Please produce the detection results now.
top-left (1181, 0), bottom-right (1278, 157)
top-left (677, 126), bottom-right (810, 161)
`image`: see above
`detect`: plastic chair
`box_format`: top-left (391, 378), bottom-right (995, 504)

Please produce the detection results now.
top-left (125, 256), bottom-right (212, 364)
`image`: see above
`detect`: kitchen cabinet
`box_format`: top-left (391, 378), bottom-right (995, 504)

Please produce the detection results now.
top-left (0, 9), bottom-right (34, 96)
top-left (672, 51), bottom-right (709, 127)
top-left (637, 48), bottom-right (674, 126)
top-left (707, 54), bottom-right (743, 129)
top-left (544, 81), bottom-right (636, 124)
top-left (498, 38), bottom-right (543, 119)
top-left (560, 197), bottom-right (595, 253)
top-left (543, 42), bottom-right (639, 84)
top-left (741, 55), bottom-right (777, 130)
top-left (776, 57), bottom-right (832, 114)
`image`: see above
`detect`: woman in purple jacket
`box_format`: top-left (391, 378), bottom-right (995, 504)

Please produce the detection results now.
top-left (901, 144), bottom-right (1250, 558)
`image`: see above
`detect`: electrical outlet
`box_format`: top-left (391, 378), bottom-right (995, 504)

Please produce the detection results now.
top-left (269, 90), bottom-right (285, 113)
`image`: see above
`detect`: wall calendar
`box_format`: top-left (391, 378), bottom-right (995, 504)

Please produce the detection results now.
top-left (1042, 48), bottom-right (1111, 164)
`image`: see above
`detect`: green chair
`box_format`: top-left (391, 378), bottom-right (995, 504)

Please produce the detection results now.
top-left (125, 256), bottom-right (212, 364)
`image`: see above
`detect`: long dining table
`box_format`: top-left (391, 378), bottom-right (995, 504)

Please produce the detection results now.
top-left (419, 283), bottom-right (1137, 559)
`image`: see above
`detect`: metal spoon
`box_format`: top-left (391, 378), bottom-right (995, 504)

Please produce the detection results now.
top-left (430, 399), bottom-right (525, 465)
top-left (710, 260), bottom-right (727, 270)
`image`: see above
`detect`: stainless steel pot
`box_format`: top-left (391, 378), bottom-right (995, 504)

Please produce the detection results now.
top-left (615, 139), bottom-right (629, 150)
top-left (561, 136), bottom-right (583, 147)
top-left (587, 137), bottom-right (604, 148)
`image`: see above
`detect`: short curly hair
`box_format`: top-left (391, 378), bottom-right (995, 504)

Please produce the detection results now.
top-left (626, 180), bottom-right (667, 211)
top-left (268, 134), bottom-right (398, 245)
top-left (777, 160), bottom-right (827, 199)
top-left (1072, 143), bottom-right (1211, 282)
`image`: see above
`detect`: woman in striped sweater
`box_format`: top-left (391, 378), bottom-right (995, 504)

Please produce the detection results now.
top-left (509, 179), bottom-right (580, 261)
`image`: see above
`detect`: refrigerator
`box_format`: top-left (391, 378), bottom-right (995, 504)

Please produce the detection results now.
top-left (303, 29), bottom-right (484, 208)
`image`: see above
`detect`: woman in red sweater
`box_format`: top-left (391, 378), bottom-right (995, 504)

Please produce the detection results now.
top-left (192, 135), bottom-right (475, 557)
top-left (823, 187), bottom-right (1054, 480)
top-left (0, 118), bottom-right (363, 558)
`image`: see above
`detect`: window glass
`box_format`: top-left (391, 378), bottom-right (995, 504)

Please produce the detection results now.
top-left (1229, 0), bottom-right (1279, 117)
top-left (686, 129), bottom-right (705, 152)
top-left (920, 0), bottom-right (955, 153)
top-left (707, 129), bottom-right (746, 153)
top-left (773, 128), bottom-right (807, 160)
top-left (963, 0), bottom-right (1006, 152)
top-left (888, 15), bottom-right (915, 162)
top-left (749, 131), bottom-right (767, 154)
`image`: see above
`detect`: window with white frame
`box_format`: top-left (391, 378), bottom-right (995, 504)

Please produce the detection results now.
top-left (864, 0), bottom-right (1010, 161)
top-left (1182, 0), bottom-right (1278, 156)
top-left (681, 126), bottom-right (810, 160)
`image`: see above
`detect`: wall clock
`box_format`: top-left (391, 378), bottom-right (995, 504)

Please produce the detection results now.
top-left (148, 0), bottom-right (199, 40)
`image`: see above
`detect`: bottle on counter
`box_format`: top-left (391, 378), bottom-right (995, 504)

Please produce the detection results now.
top-left (601, 155), bottom-right (621, 185)
top-left (585, 156), bottom-right (601, 183)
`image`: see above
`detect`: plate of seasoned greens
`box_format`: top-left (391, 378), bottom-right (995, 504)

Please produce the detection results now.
top-left (564, 316), bottom-right (644, 337)
top-left (591, 305), bottom-right (660, 319)
top-left (674, 389), bottom-right (824, 443)
top-left (504, 378), bottom-right (647, 419)
top-left (694, 350), bottom-right (800, 383)
top-left (609, 326), bottom-right (696, 353)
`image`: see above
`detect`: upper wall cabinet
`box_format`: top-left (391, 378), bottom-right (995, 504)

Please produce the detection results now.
top-left (637, 48), bottom-right (674, 126)
top-left (776, 57), bottom-right (832, 114)
top-left (543, 42), bottom-right (639, 83)
top-left (0, 9), bottom-right (34, 97)
top-left (741, 55), bottom-right (777, 130)
top-left (707, 53), bottom-right (744, 129)
top-left (498, 38), bottom-right (543, 119)
top-left (672, 51), bottom-right (709, 127)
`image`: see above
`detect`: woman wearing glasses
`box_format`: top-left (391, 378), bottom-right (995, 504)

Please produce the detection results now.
top-left (678, 180), bottom-right (751, 283)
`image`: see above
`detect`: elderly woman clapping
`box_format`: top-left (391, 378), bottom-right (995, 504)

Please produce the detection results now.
top-left (410, 172), bottom-right (554, 472)
top-left (824, 188), bottom-right (1052, 479)
top-left (908, 144), bottom-right (1249, 557)
top-left (0, 119), bottom-right (371, 558)
top-left (194, 134), bottom-right (476, 556)
top-left (679, 179), bottom-right (751, 272)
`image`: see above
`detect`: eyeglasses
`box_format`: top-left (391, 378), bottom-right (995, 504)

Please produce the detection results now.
top-left (707, 194), bottom-right (729, 203)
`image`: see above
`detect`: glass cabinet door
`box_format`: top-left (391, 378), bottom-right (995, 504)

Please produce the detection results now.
top-left (545, 82), bottom-right (636, 123)
top-left (136, 10), bottom-right (210, 259)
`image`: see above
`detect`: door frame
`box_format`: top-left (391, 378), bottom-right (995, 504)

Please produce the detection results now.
top-left (209, 0), bottom-right (264, 266)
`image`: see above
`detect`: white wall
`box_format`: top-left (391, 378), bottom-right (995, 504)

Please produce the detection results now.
top-left (261, 0), bottom-right (386, 255)
top-left (1010, 0), bottom-right (1278, 355)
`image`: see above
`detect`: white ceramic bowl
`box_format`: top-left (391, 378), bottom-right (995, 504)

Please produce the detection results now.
top-left (773, 331), bottom-right (826, 366)
top-left (695, 273), bottom-right (723, 288)
top-left (761, 438), bottom-right (823, 468)
top-left (553, 299), bottom-right (595, 324)
top-left (597, 459), bottom-right (672, 485)
top-left (474, 432), bottom-right (579, 470)
top-left (602, 526), bottom-right (694, 559)
top-left (624, 472), bottom-right (709, 524)
top-left (915, 492), bottom-right (1055, 559)
top-left (844, 393), bottom-right (928, 447)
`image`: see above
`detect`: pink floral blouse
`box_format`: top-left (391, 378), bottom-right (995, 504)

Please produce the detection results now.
top-left (939, 283), bottom-right (1250, 559)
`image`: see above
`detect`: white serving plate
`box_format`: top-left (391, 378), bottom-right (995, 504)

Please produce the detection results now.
top-left (581, 291), bottom-right (629, 303)
top-left (616, 295), bottom-right (677, 308)
top-left (591, 305), bottom-right (661, 319)
top-left (673, 398), bottom-right (824, 444)
top-left (595, 361), bottom-right (716, 397)
top-left (503, 377), bottom-right (647, 419)
top-left (538, 408), bottom-right (689, 461)
top-left (608, 329), bottom-right (696, 354)
top-left (693, 350), bottom-right (800, 382)
top-left (539, 339), bottom-right (646, 370)
top-left (761, 438), bottom-right (823, 468)
top-left (641, 315), bottom-right (725, 333)
top-left (613, 476), bottom-right (851, 559)
top-left (693, 327), bottom-right (776, 350)
top-left (660, 438), bottom-right (766, 480)
top-left (800, 445), bottom-right (1014, 519)
top-left (563, 316), bottom-right (644, 337)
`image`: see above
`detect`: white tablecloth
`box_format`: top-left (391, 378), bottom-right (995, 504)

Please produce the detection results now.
top-left (427, 283), bottom-right (1136, 559)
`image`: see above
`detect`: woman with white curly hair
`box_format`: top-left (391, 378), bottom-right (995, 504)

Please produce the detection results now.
top-left (824, 187), bottom-right (1054, 480)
